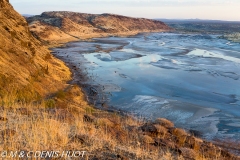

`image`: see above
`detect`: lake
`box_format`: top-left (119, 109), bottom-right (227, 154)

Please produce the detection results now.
top-left (53, 32), bottom-right (240, 141)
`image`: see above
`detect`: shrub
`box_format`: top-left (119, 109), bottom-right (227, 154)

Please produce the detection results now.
top-left (45, 99), bottom-right (56, 108)
top-left (172, 128), bottom-right (187, 137)
top-left (173, 128), bottom-right (188, 147)
top-left (154, 124), bottom-right (167, 137)
top-left (55, 90), bottom-right (66, 99)
top-left (142, 135), bottom-right (154, 144)
top-left (155, 118), bottom-right (174, 128)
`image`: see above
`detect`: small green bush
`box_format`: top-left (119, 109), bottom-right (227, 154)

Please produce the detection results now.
top-left (45, 99), bottom-right (55, 108)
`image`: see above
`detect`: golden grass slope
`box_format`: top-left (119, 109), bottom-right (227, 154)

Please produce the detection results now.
top-left (0, 0), bottom-right (71, 102)
top-left (1, 85), bottom-right (238, 160)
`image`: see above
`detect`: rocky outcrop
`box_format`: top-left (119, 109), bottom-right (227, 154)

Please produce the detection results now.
top-left (27, 11), bottom-right (171, 46)
top-left (0, 0), bottom-right (71, 102)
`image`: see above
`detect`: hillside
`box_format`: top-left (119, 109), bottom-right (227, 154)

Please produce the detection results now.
top-left (0, 0), bottom-right (71, 102)
top-left (27, 11), bottom-right (171, 46)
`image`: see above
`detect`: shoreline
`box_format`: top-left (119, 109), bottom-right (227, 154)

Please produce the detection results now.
top-left (50, 34), bottom-right (240, 157)
top-left (47, 29), bottom-right (173, 48)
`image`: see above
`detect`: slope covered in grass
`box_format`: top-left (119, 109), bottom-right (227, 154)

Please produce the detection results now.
top-left (0, 0), bottom-right (71, 103)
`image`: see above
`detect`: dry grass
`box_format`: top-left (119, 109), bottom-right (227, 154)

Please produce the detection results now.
top-left (0, 85), bottom-right (238, 160)
top-left (154, 124), bottom-right (168, 138)
top-left (0, 86), bottom-right (166, 159)
top-left (155, 118), bottom-right (174, 128)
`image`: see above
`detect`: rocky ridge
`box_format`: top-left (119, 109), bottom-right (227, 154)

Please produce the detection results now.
top-left (27, 11), bottom-right (171, 46)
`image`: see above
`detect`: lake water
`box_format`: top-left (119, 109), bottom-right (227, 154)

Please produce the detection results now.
top-left (53, 33), bottom-right (240, 141)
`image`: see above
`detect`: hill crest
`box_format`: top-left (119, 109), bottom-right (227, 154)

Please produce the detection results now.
top-left (27, 11), bottom-right (171, 46)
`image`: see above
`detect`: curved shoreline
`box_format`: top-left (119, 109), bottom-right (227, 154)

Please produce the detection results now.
top-left (50, 34), bottom-right (240, 156)
top-left (47, 30), bottom-right (173, 48)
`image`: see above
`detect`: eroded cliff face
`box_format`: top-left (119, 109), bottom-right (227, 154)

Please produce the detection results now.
top-left (0, 0), bottom-right (71, 102)
top-left (27, 11), bottom-right (171, 46)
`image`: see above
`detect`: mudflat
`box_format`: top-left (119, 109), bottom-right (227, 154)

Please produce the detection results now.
top-left (52, 33), bottom-right (240, 142)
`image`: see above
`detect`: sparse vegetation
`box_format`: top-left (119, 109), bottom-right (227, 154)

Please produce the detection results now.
top-left (0, 85), bottom-right (238, 159)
